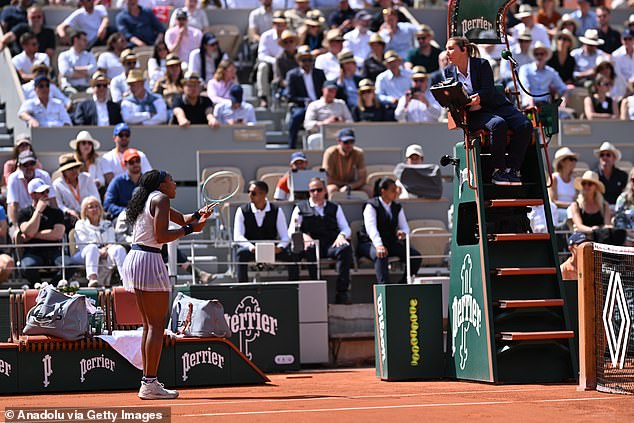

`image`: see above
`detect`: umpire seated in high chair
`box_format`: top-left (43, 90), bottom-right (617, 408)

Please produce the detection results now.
top-left (287, 177), bottom-right (354, 304)
top-left (443, 36), bottom-right (533, 186)
top-left (233, 180), bottom-right (298, 283)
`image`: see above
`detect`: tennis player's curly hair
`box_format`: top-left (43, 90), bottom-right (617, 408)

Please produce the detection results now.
top-left (125, 170), bottom-right (168, 227)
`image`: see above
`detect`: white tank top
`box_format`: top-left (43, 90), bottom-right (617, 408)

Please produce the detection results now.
top-left (628, 95), bottom-right (634, 120)
top-left (555, 173), bottom-right (576, 204)
top-left (131, 190), bottom-right (162, 250)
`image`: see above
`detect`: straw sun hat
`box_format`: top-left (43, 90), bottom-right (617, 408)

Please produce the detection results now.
top-left (574, 170), bottom-right (605, 194)
top-left (552, 147), bottom-right (577, 170)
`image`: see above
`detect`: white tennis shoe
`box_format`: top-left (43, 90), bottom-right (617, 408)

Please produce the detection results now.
top-left (138, 380), bottom-right (179, 400)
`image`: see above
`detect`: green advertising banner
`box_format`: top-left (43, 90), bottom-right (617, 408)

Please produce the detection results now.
top-left (186, 284), bottom-right (300, 372)
top-left (449, 0), bottom-right (512, 43)
top-left (446, 143), bottom-right (494, 382)
top-left (374, 284), bottom-right (444, 381)
top-left (0, 345), bottom-right (18, 394)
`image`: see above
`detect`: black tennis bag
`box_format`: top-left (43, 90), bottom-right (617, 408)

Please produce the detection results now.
top-left (393, 163), bottom-right (443, 199)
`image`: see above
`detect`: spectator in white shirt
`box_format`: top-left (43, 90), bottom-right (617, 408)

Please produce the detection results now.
top-left (102, 123), bottom-right (153, 185)
top-left (304, 79), bottom-right (353, 132)
top-left (343, 10), bottom-right (374, 68)
top-left (6, 150), bottom-right (57, 227)
top-left (394, 66), bottom-right (441, 123)
top-left (21, 61), bottom-right (70, 109)
top-left (12, 32), bottom-right (49, 83)
top-left (510, 5), bottom-right (550, 49)
top-left (57, 30), bottom-right (97, 94)
top-left (121, 69), bottom-right (168, 125)
top-left (53, 154), bottom-right (101, 228)
top-left (147, 39), bottom-right (169, 87)
top-left (315, 29), bottom-right (345, 81)
top-left (214, 85), bottom-right (257, 125)
top-left (378, 7), bottom-right (417, 59)
top-left (248, 0), bottom-right (273, 45)
top-left (375, 49), bottom-right (412, 104)
top-left (188, 32), bottom-right (229, 84)
top-left (56, 0), bottom-right (109, 47)
top-left (571, 29), bottom-right (609, 83)
top-left (165, 8), bottom-right (202, 64)
top-left (168, 0), bottom-right (208, 31)
top-left (69, 130), bottom-right (110, 189)
top-left (110, 48), bottom-right (142, 102)
top-left (256, 11), bottom-right (287, 108)
top-left (612, 29), bottom-right (634, 95)
top-left (96, 32), bottom-right (127, 80)
top-left (18, 75), bottom-right (72, 128)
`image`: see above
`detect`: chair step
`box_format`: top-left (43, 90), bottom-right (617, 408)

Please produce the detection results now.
top-left (496, 299), bottom-right (565, 309)
top-left (494, 267), bottom-right (557, 276)
top-left (486, 199), bottom-right (543, 207)
top-left (489, 233), bottom-right (550, 242)
top-left (497, 330), bottom-right (574, 341)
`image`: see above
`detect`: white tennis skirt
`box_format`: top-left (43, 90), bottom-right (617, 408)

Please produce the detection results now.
top-left (121, 249), bottom-right (171, 292)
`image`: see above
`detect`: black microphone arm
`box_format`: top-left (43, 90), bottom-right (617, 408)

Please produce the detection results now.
top-left (500, 49), bottom-right (550, 99)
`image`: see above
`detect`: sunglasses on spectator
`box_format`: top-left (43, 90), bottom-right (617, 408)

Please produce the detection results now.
top-left (95, 83), bottom-right (108, 88)
top-left (564, 157), bottom-right (578, 162)
top-left (598, 82), bottom-right (612, 87)
top-left (126, 158), bottom-right (141, 165)
top-left (248, 190), bottom-right (261, 196)
top-left (600, 152), bottom-right (613, 158)
top-left (624, 37), bottom-right (634, 41)
top-left (309, 188), bottom-right (324, 193)
top-left (341, 139), bottom-right (355, 144)
top-left (125, 61), bottom-right (137, 66)
top-left (37, 83), bottom-right (50, 88)
top-left (581, 181), bottom-right (594, 187)
top-left (533, 52), bottom-right (547, 57)
top-left (117, 132), bottom-right (131, 138)
top-left (300, 58), bottom-right (314, 63)
top-left (417, 36), bottom-right (428, 41)
top-left (21, 162), bottom-right (36, 168)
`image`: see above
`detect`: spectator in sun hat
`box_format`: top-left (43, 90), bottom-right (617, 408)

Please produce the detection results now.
top-left (395, 66), bottom-right (441, 123)
top-left (213, 85), bottom-right (257, 126)
top-left (571, 29), bottom-right (609, 83)
top-left (121, 69), bottom-right (168, 125)
top-left (17, 177), bottom-right (68, 287)
top-left (21, 60), bottom-right (70, 109)
top-left (510, 4), bottom-right (550, 49)
top-left (322, 128), bottom-right (372, 197)
top-left (375, 49), bottom-right (412, 105)
top-left (500, 28), bottom-right (533, 83)
top-left (102, 123), bottom-right (153, 185)
top-left (560, 232), bottom-right (589, 280)
top-left (569, 170), bottom-right (611, 233)
top-left (69, 130), bottom-right (109, 189)
top-left (518, 41), bottom-right (569, 107)
top-left (73, 71), bottom-right (124, 126)
top-left (362, 32), bottom-right (387, 82)
top-left (53, 153), bottom-right (100, 228)
top-left (351, 78), bottom-right (391, 122)
top-left (274, 151), bottom-right (309, 201)
top-left (165, 8), bottom-right (202, 63)
top-left (2, 134), bottom-right (42, 196)
top-left (152, 53), bottom-right (184, 109)
top-left (18, 74), bottom-right (72, 128)
top-left (172, 70), bottom-right (218, 127)
top-left (315, 29), bottom-right (345, 81)
top-left (110, 48), bottom-right (142, 102)
top-left (256, 10), bottom-right (287, 108)
top-left (335, 49), bottom-right (361, 109)
top-left (274, 29), bottom-right (300, 92)
top-left (546, 29), bottom-right (577, 85)
top-left (592, 141), bottom-right (628, 206)
top-left (549, 146), bottom-right (579, 225)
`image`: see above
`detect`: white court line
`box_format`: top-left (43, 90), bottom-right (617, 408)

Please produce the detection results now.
top-left (119, 385), bottom-right (573, 408)
top-left (181, 397), bottom-right (625, 417)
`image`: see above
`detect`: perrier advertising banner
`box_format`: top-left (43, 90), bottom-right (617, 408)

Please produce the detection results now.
top-left (449, 0), bottom-right (513, 43)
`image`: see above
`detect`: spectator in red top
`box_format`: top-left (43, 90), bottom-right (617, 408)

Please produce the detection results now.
top-left (274, 151), bottom-right (308, 201)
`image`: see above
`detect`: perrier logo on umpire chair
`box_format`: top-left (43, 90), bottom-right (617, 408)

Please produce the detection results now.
top-left (432, 0), bottom-right (577, 383)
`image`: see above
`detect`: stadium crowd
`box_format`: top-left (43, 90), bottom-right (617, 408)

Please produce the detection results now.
top-left (0, 0), bottom-right (633, 291)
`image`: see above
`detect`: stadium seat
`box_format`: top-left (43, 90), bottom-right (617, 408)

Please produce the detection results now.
top-left (408, 219), bottom-right (447, 230)
top-left (259, 172), bottom-right (285, 200)
top-left (256, 165), bottom-right (287, 180)
top-left (206, 24), bottom-right (241, 59)
top-left (573, 161), bottom-right (590, 177)
top-left (366, 171), bottom-right (395, 190)
top-left (366, 164), bottom-right (395, 176)
top-left (617, 160), bottom-right (633, 174)
top-left (409, 227), bottom-right (450, 267)
top-left (201, 166), bottom-right (245, 193)
top-left (329, 190), bottom-right (369, 201)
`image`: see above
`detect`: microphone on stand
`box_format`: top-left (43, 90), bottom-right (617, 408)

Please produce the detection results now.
top-left (501, 50), bottom-right (518, 68)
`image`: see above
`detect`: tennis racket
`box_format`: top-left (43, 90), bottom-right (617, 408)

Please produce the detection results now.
top-left (199, 170), bottom-right (242, 219)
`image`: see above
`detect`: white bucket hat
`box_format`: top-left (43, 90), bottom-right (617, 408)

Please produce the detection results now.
top-left (69, 130), bottom-right (101, 151)
top-left (552, 147), bottom-right (578, 170)
top-left (594, 141), bottom-right (622, 161)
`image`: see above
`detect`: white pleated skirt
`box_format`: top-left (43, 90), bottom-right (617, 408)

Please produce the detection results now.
top-left (121, 249), bottom-right (171, 292)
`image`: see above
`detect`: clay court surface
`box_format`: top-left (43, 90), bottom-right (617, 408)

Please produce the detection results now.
top-left (2, 368), bottom-right (634, 422)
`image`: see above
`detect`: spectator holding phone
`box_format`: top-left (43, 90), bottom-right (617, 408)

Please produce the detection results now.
top-left (303, 80), bottom-right (352, 133)
top-left (213, 85), bottom-right (256, 126)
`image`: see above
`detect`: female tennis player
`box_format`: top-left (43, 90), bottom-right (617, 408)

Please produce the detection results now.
top-left (122, 169), bottom-right (210, 400)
